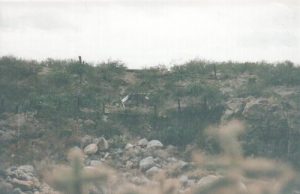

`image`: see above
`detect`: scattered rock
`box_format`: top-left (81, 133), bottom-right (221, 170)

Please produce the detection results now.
top-left (147, 140), bottom-right (163, 149)
top-left (84, 144), bottom-right (98, 155)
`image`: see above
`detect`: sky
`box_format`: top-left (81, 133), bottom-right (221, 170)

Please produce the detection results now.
top-left (0, 0), bottom-right (299, 68)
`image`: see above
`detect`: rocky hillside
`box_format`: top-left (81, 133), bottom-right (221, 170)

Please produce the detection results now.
top-left (1, 56), bottom-right (300, 193)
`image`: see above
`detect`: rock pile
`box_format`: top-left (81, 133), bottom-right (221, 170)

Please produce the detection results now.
top-left (0, 165), bottom-right (58, 194)
top-left (0, 137), bottom-right (235, 193)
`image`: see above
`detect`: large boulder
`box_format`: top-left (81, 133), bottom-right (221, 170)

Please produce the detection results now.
top-left (84, 144), bottom-right (98, 155)
top-left (147, 140), bottom-right (163, 149)
top-left (139, 156), bottom-right (155, 171)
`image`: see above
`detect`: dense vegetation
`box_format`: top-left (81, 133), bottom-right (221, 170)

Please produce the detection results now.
top-left (1, 56), bottom-right (300, 168)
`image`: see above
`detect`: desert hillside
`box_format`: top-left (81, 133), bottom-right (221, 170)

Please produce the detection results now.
top-left (1, 56), bottom-right (300, 194)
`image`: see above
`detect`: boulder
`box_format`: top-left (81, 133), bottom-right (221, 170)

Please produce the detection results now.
top-left (84, 144), bottom-right (98, 155)
top-left (137, 138), bottom-right (148, 147)
top-left (90, 160), bottom-right (102, 166)
top-left (139, 156), bottom-right (155, 171)
top-left (147, 140), bottom-right (163, 149)
top-left (179, 175), bottom-right (189, 185)
top-left (124, 143), bottom-right (134, 150)
top-left (145, 166), bottom-right (161, 177)
top-left (197, 175), bottom-right (221, 188)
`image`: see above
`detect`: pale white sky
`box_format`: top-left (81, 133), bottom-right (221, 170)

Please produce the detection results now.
top-left (0, 0), bottom-right (299, 68)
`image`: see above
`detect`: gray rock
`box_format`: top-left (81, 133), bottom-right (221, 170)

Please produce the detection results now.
top-left (179, 175), bottom-right (189, 185)
top-left (197, 175), bottom-right (221, 188)
top-left (137, 138), bottom-right (148, 147)
top-left (147, 140), bottom-right (163, 149)
top-left (90, 160), bottom-right (102, 166)
top-left (145, 166), bottom-right (161, 177)
top-left (6, 165), bottom-right (35, 181)
top-left (167, 157), bottom-right (177, 163)
top-left (124, 143), bottom-right (134, 150)
top-left (83, 144), bottom-right (98, 155)
top-left (177, 160), bottom-right (188, 169)
top-left (139, 156), bottom-right (155, 171)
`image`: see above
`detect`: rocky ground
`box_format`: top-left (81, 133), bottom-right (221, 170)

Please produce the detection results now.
top-left (0, 134), bottom-right (248, 194)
